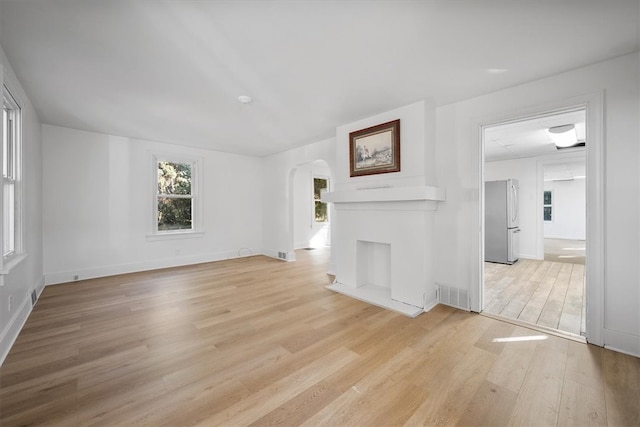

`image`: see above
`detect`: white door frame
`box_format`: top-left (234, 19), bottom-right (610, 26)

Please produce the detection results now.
top-left (475, 92), bottom-right (604, 346)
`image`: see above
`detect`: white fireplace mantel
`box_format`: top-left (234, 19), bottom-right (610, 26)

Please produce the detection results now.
top-left (322, 184), bottom-right (443, 316)
top-left (321, 186), bottom-right (445, 204)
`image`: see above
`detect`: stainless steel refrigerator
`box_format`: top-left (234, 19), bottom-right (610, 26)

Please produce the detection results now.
top-left (485, 179), bottom-right (520, 264)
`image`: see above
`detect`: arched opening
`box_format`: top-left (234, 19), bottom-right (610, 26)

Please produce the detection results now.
top-left (287, 160), bottom-right (333, 265)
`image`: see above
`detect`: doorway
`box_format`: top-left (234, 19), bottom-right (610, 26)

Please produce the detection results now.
top-left (481, 108), bottom-right (587, 337)
top-left (290, 160), bottom-right (332, 252)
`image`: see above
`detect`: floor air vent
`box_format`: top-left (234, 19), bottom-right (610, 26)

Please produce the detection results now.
top-left (30, 289), bottom-right (38, 306)
top-left (437, 284), bottom-right (470, 311)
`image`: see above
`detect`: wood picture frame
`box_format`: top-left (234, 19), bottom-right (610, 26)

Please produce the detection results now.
top-left (349, 119), bottom-right (400, 177)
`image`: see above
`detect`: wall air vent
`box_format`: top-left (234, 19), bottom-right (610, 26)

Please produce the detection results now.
top-left (437, 283), bottom-right (470, 311)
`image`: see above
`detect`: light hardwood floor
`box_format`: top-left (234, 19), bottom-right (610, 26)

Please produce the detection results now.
top-left (484, 259), bottom-right (585, 336)
top-left (544, 238), bottom-right (586, 265)
top-left (1, 248), bottom-right (638, 426)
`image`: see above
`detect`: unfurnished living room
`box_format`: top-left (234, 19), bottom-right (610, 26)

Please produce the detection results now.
top-left (1, 1), bottom-right (640, 426)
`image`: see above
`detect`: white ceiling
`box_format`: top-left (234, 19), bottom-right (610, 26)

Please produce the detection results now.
top-left (0, 1), bottom-right (638, 156)
top-left (485, 109), bottom-right (586, 162)
top-left (485, 110), bottom-right (587, 181)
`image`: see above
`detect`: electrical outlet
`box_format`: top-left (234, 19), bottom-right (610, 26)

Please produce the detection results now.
top-left (8, 295), bottom-right (12, 312)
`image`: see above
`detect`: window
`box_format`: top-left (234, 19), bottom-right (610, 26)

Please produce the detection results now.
top-left (313, 176), bottom-right (329, 223)
top-left (2, 87), bottom-right (20, 259)
top-left (154, 158), bottom-right (197, 233)
top-left (543, 190), bottom-right (552, 222)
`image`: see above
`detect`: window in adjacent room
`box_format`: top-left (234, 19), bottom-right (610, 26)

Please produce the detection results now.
top-left (313, 176), bottom-right (329, 223)
top-left (155, 158), bottom-right (198, 233)
top-left (543, 190), bottom-right (553, 222)
top-left (2, 86), bottom-right (21, 260)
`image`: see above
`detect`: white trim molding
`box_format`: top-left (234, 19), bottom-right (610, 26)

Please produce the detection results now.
top-left (475, 91), bottom-right (605, 347)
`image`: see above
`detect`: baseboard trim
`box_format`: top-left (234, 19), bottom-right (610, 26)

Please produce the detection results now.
top-left (518, 253), bottom-right (542, 260)
top-left (0, 276), bottom-right (44, 367)
top-left (603, 328), bottom-right (640, 358)
top-left (544, 236), bottom-right (586, 241)
top-left (45, 249), bottom-right (263, 285)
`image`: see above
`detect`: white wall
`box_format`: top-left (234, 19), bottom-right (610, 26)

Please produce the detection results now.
top-left (0, 44), bottom-right (44, 365)
top-left (544, 178), bottom-right (586, 240)
top-left (435, 53), bottom-right (640, 356)
top-left (42, 125), bottom-right (263, 284)
top-left (293, 163), bottom-right (331, 249)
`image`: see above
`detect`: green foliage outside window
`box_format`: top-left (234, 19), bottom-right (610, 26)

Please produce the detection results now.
top-left (157, 161), bottom-right (193, 230)
top-left (314, 177), bottom-right (328, 222)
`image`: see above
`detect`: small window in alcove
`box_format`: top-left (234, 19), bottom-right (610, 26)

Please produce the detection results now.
top-left (313, 176), bottom-right (329, 223)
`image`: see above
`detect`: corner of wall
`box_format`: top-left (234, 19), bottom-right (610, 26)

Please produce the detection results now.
top-left (0, 275), bottom-right (44, 367)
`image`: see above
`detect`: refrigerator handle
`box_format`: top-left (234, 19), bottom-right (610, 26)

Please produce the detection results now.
top-left (511, 184), bottom-right (518, 223)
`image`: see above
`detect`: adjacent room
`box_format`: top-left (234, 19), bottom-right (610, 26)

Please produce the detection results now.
top-left (1, 1), bottom-right (639, 425)
top-left (483, 110), bottom-right (587, 337)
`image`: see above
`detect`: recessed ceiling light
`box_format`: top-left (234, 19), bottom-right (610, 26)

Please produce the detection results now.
top-left (547, 124), bottom-right (577, 148)
top-left (237, 95), bottom-right (253, 104)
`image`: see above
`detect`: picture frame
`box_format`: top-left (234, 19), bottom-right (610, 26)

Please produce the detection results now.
top-left (349, 119), bottom-right (400, 177)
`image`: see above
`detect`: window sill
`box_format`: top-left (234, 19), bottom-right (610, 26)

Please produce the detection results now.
top-left (0, 252), bottom-right (27, 286)
top-left (146, 231), bottom-right (205, 242)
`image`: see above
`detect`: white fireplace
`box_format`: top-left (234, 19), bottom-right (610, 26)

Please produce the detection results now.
top-left (324, 100), bottom-right (443, 316)
top-left (322, 186), bottom-right (444, 317)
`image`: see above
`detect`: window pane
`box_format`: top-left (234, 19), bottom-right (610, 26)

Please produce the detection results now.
top-left (3, 108), bottom-right (8, 179)
top-left (315, 201), bottom-right (328, 222)
top-left (3, 181), bottom-right (14, 255)
top-left (543, 191), bottom-right (552, 205)
top-left (157, 197), bottom-right (192, 231)
top-left (544, 206), bottom-right (552, 221)
top-left (158, 161), bottom-right (192, 195)
top-left (313, 178), bottom-right (327, 200)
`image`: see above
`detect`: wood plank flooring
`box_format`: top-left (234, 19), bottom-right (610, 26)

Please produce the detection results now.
top-left (1, 248), bottom-right (638, 426)
top-left (544, 238), bottom-right (586, 265)
top-left (484, 258), bottom-right (586, 335)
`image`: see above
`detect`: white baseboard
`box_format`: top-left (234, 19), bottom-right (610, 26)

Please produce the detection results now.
top-left (518, 253), bottom-right (541, 260)
top-left (45, 248), bottom-right (262, 285)
top-left (603, 328), bottom-right (640, 358)
top-left (544, 236), bottom-right (586, 241)
top-left (0, 276), bottom-right (44, 367)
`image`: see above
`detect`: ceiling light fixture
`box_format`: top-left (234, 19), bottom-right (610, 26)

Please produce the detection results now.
top-left (485, 68), bottom-right (509, 74)
top-left (237, 95), bottom-right (253, 104)
top-left (547, 124), bottom-right (577, 148)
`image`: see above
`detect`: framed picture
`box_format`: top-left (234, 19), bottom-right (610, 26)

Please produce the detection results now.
top-left (349, 119), bottom-right (400, 177)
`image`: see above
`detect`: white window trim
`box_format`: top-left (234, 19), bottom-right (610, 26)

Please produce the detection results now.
top-left (0, 80), bottom-right (25, 282)
top-left (146, 153), bottom-right (203, 241)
